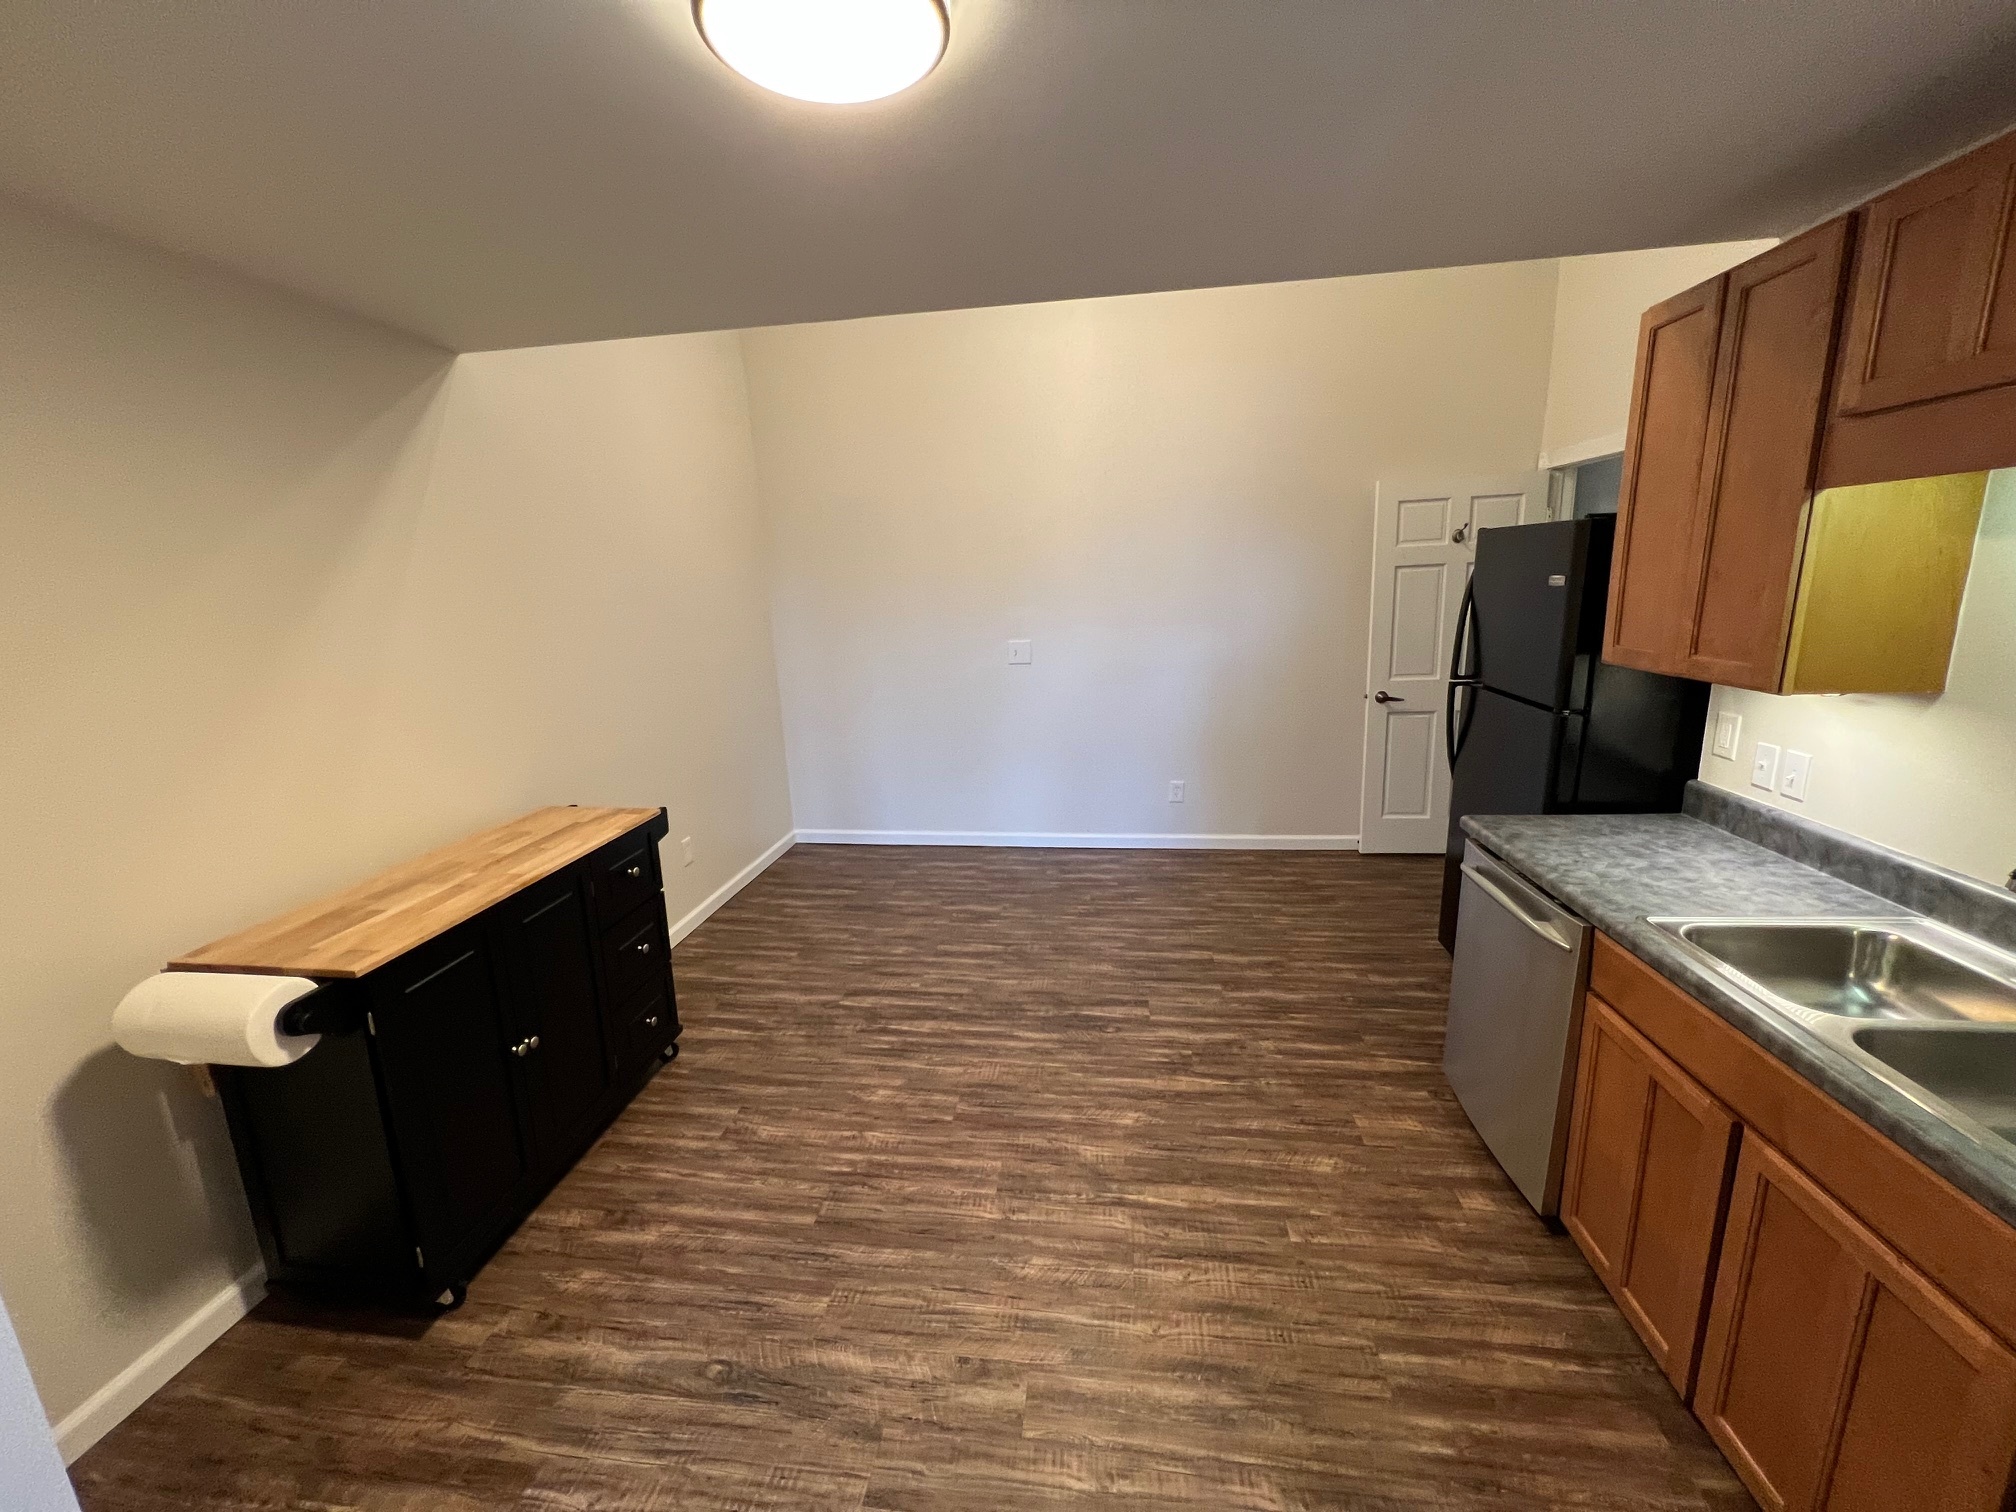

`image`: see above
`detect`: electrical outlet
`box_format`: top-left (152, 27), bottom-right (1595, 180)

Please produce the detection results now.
top-left (1779, 750), bottom-right (1812, 802)
top-left (1007, 639), bottom-right (1032, 665)
top-left (1751, 742), bottom-right (1781, 792)
top-left (1168, 780), bottom-right (1185, 804)
top-left (1712, 711), bottom-right (1742, 761)
top-left (680, 835), bottom-right (696, 867)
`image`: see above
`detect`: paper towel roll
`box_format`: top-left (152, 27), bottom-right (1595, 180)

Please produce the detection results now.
top-left (113, 971), bottom-right (324, 1068)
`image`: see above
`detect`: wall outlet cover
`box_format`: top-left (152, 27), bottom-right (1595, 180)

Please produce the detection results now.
top-left (1007, 639), bottom-right (1032, 665)
top-left (1168, 780), bottom-right (1185, 803)
top-left (1779, 750), bottom-right (1812, 802)
top-left (1751, 742), bottom-right (1781, 792)
top-left (680, 835), bottom-right (696, 866)
top-left (1712, 711), bottom-right (1742, 760)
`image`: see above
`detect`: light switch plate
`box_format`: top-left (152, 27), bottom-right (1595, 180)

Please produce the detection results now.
top-left (1779, 750), bottom-right (1812, 802)
top-left (1712, 711), bottom-right (1742, 760)
top-left (1007, 639), bottom-right (1032, 665)
top-left (1168, 780), bottom-right (1185, 803)
top-left (1751, 742), bottom-right (1781, 792)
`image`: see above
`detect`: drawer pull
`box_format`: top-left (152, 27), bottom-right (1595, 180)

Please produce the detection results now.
top-left (624, 864), bottom-right (644, 878)
top-left (644, 1014), bottom-right (659, 1028)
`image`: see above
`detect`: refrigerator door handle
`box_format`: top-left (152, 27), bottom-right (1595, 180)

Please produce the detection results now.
top-left (1450, 577), bottom-right (1478, 682)
top-left (1446, 679), bottom-right (1481, 769)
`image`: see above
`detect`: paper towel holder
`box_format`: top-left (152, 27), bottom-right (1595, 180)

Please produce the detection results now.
top-left (275, 983), bottom-right (363, 1040)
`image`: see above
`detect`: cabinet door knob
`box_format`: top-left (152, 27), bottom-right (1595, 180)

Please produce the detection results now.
top-left (527, 1035), bottom-right (539, 1051)
top-left (637, 940), bottom-right (651, 956)
top-left (511, 1039), bottom-right (529, 1058)
top-left (644, 1014), bottom-right (659, 1028)
top-left (625, 864), bottom-right (643, 878)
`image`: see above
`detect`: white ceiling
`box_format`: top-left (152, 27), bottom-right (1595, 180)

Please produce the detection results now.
top-left (4, 1), bottom-right (2015, 352)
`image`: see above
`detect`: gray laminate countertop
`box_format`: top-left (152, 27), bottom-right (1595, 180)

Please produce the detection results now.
top-left (1460, 808), bottom-right (2016, 1231)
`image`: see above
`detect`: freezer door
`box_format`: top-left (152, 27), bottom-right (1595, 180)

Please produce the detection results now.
top-left (1471, 520), bottom-right (1587, 709)
top-left (1443, 843), bottom-right (1592, 1214)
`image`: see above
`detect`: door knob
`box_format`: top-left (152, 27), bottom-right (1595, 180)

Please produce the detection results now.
top-left (1374, 691), bottom-right (1404, 704)
top-left (1451, 523), bottom-right (1469, 544)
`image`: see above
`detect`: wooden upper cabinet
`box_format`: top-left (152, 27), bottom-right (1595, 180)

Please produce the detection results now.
top-left (1561, 994), bottom-right (1740, 1396)
top-left (1696, 1134), bottom-right (2016, 1512)
top-left (1822, 129), bottom-right (2016, 486)
top-left (1683, 219), bottom-right (1853, 689)
top-left (1604, 278), bottom-right (1723, 676)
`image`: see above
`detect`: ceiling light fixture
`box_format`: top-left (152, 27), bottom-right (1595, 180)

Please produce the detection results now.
top-left (694, 0), bottom-right (949, 105)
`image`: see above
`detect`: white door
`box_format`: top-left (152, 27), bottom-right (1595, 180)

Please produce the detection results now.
top-left (1358, 474), bottom-right (1549, 852)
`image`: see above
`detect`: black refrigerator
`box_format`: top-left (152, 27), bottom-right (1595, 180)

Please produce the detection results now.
top-left (1436, 515), bottom-right (1709, 951)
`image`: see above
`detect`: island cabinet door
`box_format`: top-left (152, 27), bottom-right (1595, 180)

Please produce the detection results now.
top-left (367, 921), bottom-right (533, 1275)
top-left (487, 866), bottom-right (617, 1180)
top-left (1561, 994), bottom-right (1739, 1396)
top-left (1695, 1133), bottom-right (2016, 1512)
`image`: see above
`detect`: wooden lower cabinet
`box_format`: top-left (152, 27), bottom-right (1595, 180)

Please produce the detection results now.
top-left (1561, 994), bottom-right (1739, 1394)
top-left (1695, 1134), bottom-right (2016, 1512)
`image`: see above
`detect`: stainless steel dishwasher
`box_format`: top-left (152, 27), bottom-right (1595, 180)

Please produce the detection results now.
top-left (1443, 840), bottom-right (1592, 1216)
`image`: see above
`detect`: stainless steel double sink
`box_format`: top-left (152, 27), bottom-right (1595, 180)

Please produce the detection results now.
top-left (1650, 916), bottom-right (2016, 1152)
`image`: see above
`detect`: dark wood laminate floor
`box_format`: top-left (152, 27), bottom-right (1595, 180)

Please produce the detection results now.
top-left (74, 847), bottom-right (1754, 1511)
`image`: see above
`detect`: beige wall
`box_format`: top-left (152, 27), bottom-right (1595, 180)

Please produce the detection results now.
top-left (0, 199), bottom-right (791, 1445)
top-left (744, 264), bottom-right (1559, 841)
top-left (1539, 240), bottom-right (1776, 465)
top-left (1698, 468), bottom-right (2016, 885)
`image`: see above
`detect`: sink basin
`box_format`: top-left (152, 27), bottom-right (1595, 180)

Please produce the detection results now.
top-left (1662, 919), bottom-right (2016, 1024)
top-left (1850, 1026), bottom-right (2016, 1144)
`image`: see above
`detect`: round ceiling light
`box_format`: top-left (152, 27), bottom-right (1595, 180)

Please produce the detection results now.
top-left (694, 0), bottom-right (949, 105)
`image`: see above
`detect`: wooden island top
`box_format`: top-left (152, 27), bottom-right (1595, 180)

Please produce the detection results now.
top-left (172, 805), bottom-right (663, 979)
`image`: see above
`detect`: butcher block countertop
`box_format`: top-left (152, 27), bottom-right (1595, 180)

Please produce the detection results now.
top-left (172, 806), bottom-right (663, 979)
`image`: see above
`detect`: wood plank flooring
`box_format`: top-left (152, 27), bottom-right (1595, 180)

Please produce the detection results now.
top-left (73, 846), bottom-right (1755, 1510)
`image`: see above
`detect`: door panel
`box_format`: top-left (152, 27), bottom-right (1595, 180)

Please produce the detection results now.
top-left (1560, 995), bottom-right (1738, 1395)
top-left (368, 925), bottom-right (530, 1266)
top-left (1360, 474), bottom-right (1543, 853)
top-left (1606, 279), bottom-right (1724, 674)
top-left (490, 869), bottom-right (616, 1174)
top-left (1685, 220), bottom-right (1852, 690)
top-left (1834, 131), bottom-right (2016, 417)
top-left (1696, 1133), bottom-right (2016, 1512)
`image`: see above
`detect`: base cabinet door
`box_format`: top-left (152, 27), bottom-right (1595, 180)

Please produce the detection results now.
top-left (368, 923), bottom-right (533, 1280)
top-left (1695, 1134), bottom-right (2016, 1512)
top-left (1561, 994), bottom-right (1739, 1394)
top-left (489, 868), bottom-right (617, 1178)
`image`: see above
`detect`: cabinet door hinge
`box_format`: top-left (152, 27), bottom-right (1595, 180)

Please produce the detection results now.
top-left (414, 1246), bottom-right (425, 1268)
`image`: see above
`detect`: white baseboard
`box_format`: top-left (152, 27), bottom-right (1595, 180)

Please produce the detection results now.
top-left (792, 830), bottom-right (1361, 851)
top-left (666, 830), bottom-right (796, 946)
top-left (55, 1263), bottom-right (265, 1464)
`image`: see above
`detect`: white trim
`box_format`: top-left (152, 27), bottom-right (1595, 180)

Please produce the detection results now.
top-left (54, 1263), bottom-right (265, 1464)
top-left (792, 830), bottom-right (1360, 851)
top-left (665, 830), bottom-right (796, 946)
top-left (1537, 431), bottom-right (1625, 471)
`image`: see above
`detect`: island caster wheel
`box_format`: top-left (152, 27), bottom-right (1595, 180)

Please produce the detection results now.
top-left (662, 1041), bottom-right (680, 1061)
top-left (435, 1282), bottom-right (467, 1312)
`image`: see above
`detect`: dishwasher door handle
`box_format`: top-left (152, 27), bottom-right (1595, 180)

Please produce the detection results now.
top-left (1460, 862), bottom-right (1575, 952)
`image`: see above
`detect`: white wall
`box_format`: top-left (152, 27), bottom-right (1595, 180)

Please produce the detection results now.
top-left (0, 197), bottom-right (792, 1455)
top-left (1699, 468), bottom-right (2016, 885)
top-left (744, 264), bottom-right (1559, 843)
top-left (1540, 240), bottom-right (1776, 465)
